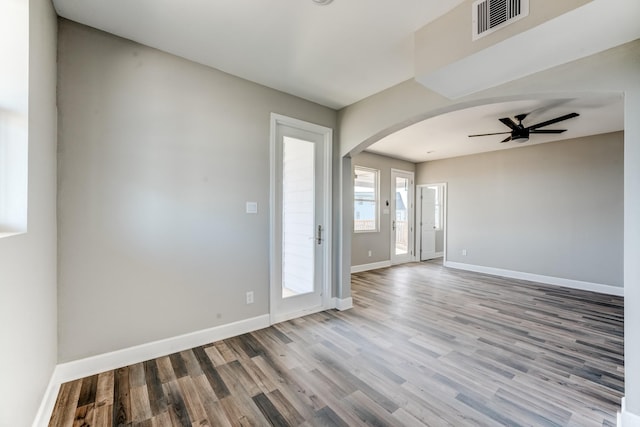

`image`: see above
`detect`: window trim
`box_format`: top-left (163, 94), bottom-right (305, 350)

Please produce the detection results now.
top-left (353, 165), bottom-right (380, 233)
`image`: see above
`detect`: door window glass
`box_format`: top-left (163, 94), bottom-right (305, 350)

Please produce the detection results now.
top-left (282, 137), bottom-right (315, 297)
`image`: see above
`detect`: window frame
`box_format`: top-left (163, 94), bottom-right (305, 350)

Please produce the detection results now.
top-left (353, 166), bottom-right (380, 233)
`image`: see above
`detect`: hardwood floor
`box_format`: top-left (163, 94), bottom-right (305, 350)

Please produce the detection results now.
top-left (48, 261), bottom-right (624, 426)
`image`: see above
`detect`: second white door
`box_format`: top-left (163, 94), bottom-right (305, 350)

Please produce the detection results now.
top-left (390, 169), bottom-right (414, 265)
top-left (420, 186), bottom-right (438, 260)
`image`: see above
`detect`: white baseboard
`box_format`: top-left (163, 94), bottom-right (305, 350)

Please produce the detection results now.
top-left (33, 314), bottom-right (270, 426)
top-left (445, 261), bottom-right (623, 296)
top-left (619, 397), bottom-right (640, 427)
top-left (55, 314), bottom-right (270, 384)
top-left (32, 298), bottom-right (365, 426)
top-left (334, 297), bottom-right (353, 311)
top-left (351, 260), bottom-right (391, 273)
top-left (32, 373), bottom-right (62, 427)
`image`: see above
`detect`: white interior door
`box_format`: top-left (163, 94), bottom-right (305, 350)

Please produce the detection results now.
top-left (270, 115), bottom-right (332, 324)
top-left (420, 186), bottom-right (437, 261)
top-left (390, 169), bottom-right (414, 265)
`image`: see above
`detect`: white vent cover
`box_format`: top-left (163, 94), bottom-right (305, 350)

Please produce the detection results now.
top-left (472, 0), bottom-right (529, 40)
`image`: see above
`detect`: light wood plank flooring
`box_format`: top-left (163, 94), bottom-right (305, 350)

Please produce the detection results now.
top-left (48, 260), bottom-right (624, 426)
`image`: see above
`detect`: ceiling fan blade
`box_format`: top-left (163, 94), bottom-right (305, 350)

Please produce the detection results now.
top-left (468, 132), bottom-right (512, 137)
top-left (500, 136), bottom-right (512, 143)
top-left (529, 129), bottom-right (567, 134)
top-left (499, 117), bottom-right (518, 130)
top-left (527, 113), bottom-right (579, 130)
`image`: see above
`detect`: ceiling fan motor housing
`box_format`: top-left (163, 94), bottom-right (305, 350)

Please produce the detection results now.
top-left (513, 128), bottom-right (530, 142)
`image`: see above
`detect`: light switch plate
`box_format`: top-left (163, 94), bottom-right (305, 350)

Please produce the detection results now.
top-left (246, 202), bottom-right (258, 214)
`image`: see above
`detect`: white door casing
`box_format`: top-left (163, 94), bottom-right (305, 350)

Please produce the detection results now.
top-left (270, 114), bottom-right (332, 324)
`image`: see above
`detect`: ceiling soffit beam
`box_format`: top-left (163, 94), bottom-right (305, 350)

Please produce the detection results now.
top-left (415, 0), bottom-right (640, 99)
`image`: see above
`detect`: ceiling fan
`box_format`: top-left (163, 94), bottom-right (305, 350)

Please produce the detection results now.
top-left (468, 112), bottom-right (580, 143)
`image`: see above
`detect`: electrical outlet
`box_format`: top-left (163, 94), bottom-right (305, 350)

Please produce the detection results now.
top-left (462, 249), bottom-right (467, 256)
top-left (368, 250), bottom-right (372, 257)
top-left (246, 291), bottom-right (254, 304)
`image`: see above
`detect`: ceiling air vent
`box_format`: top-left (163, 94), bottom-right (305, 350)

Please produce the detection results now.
top-left (472, 0), bottom-right (529, 40)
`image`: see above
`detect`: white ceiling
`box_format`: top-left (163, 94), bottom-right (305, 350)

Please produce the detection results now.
top-left (366, 96), bottom-right (625, 163)
top-left (52, 0), bottom-right (466, 109)
top-left (51, 1), bottom-right (628, 162)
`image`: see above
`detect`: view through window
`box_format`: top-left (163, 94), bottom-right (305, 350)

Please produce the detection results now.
top-left (354, 166), bottom-right (378, 232)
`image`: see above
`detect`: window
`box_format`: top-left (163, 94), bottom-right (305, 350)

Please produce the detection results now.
top-left (354, 166), bottom-right (379, 232)
top-left (0, 2), bottom-right (29, 237)
top-left (428, 184), bottom-right (444, 230)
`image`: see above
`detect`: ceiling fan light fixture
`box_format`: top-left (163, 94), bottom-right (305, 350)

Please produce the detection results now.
top-left (512, 135), bottom-right (529, 143)
top-left (312, 0), bottom-right (334, 5)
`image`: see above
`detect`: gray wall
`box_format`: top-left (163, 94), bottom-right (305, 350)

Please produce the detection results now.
top-left (0, 0), bottom-right (58, 424)
top-left (416, 132), bottom-right (623, 287)
top-left (57, 20), bottom-right (337, 362)
top-left (351, 151), bottom-right (415, 267)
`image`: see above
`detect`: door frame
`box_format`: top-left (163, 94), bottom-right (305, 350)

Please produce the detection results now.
top-left (269, 113), bottom-right (332, 324)
top-left (416, 182), bottom-right (448, 263)
top-left (390, 169), bottom-right (415, 265)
